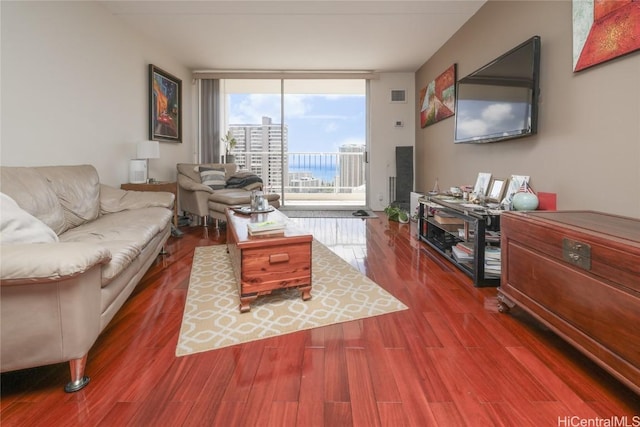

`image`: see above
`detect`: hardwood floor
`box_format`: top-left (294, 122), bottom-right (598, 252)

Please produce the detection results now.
top-left (1, 215), bottom-right (638, 426)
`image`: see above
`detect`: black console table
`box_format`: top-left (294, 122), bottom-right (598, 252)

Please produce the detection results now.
top-left (418, 196), bottom-right (501, 287)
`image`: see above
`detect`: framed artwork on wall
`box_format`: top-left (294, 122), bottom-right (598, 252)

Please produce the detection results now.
top-left (419, 64), bottom-right (456, 128)
top-left (572, 0), bottom-right (640, 72)
top-left (149, 64), bottom-right (182, 143)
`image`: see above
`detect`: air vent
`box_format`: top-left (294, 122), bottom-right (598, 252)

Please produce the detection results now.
top-left (390, 89), bottom-right (406, 103)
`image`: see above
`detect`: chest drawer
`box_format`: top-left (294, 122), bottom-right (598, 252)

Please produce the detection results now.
top-left (502, 212), bottom-right (640, 294)
top-left (240, 242), bottom-right (311, 294)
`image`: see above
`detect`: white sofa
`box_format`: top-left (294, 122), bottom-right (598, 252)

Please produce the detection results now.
top-left (0, 165), bottom-right (174, 392)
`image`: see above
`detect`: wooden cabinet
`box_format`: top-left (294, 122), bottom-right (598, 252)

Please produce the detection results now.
top-left (418, 197), bottom-right (501, 287)
top-left (498, 211), bottom-right (640, 395)
top-left (225, 208), bottom-right (313, 313)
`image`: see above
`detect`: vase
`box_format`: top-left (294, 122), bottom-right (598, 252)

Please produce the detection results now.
top-left (512, 192), bottom-right (539, 211)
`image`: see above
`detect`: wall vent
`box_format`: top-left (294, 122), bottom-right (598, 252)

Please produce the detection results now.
top-left (390, 89), bottom-right (406, 103)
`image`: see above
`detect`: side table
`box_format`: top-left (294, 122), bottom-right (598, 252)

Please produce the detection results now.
top-left (120, 181), bottom-right (178, 227)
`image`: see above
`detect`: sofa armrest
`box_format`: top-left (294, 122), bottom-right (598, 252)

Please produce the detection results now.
top-left (99, 185), bottom-right (175, 214)
top-left (0, 243), bottom-right (111, 285)
top-left (177, 174), bottom-right (214, 194)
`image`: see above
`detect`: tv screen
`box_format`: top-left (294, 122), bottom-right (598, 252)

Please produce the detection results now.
top-left (454, 36), bottom-right (541, 144)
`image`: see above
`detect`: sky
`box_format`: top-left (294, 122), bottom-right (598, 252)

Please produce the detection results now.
top-left (228, 93), bottom-right (366, 153)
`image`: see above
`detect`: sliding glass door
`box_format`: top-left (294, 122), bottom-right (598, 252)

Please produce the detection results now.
top-left (221, 79), bottom-right (367, 208)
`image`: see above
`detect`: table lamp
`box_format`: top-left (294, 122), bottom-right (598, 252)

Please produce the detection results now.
top-left (130, 140), bottom-right (160, 183)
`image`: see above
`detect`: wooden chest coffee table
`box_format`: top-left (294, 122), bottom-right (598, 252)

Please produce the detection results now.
top-left (225, 208), bottom-right (313, 313)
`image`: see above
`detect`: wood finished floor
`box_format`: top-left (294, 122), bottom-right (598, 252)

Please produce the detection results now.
top-left (1, 215), bottom-right (638, 426)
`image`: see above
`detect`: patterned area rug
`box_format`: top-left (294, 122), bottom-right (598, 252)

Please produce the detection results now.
top-left (176, 240), bottom-right (407, 356)
top-left (281, 210), bottom-right (377, 218)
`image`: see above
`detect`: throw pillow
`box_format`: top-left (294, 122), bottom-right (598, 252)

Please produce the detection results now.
top-left (199, 166), bottom-right (226, 190)
top-left (0, 192), bottom-right (59, 243)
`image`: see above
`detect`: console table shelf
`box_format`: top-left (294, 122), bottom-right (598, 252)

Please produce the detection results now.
top-left (418, 196), bottom-right (501, 287)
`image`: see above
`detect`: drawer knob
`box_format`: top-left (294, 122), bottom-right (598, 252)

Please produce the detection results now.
top-left (270, 253), bottom-right (289, 264)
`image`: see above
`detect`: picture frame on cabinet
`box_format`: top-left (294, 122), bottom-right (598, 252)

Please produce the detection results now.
top-left (487, 178), bottom-right (507, 202)
top-left (473, 172), bottom-right (492, 196)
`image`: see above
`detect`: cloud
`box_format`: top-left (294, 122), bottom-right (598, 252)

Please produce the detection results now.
top-left (458, 119), bottom-right (488, 138)
top-left (482, 103), bottom-right (514, 124)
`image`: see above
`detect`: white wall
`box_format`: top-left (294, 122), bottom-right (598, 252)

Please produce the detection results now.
top-left (1, 2), bottom-right (416, 206)
top-left (1, 1), bottom-right (194, 187)
top-left (369, 73), bottom-right (416, 211)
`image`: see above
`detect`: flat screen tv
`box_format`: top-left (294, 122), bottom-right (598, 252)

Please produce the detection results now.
top-left (454, 36), bottom-right (541, 144)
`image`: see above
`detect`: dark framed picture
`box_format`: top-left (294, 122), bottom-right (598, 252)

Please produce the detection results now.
top-left (149, 64), bottom-right (182, 143)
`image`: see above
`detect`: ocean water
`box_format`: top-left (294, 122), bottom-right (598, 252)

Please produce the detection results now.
top-left (288, 163), bottom-right (338, 183)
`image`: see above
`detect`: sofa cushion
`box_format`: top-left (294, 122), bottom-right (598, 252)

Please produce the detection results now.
top-left (59, 207), bottom-right (172, 285)
top-left (36, 165), bottom-right (100, 231)
top-left (199, 166), bottom-right (227, 190)
top-left (0, 166), bottom-right (67, 235)
top-left (0, 193), bottom-right (59, 243)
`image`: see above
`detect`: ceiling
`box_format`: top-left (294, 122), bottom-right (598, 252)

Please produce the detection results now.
top-left (100, 0), bottom-right (486, 73)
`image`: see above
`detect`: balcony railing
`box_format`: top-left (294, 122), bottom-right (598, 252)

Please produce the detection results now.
top-left (231, 150), bottom-right (366, 206)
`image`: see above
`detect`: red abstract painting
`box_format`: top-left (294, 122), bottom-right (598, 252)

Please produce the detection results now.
top-left (420, 64), bottom-right (456, 128)
top-left (574, 0), bottom-right (640, 72)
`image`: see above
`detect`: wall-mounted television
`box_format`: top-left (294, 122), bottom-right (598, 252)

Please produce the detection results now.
top-left (454, 36), bottom-right (541, 144)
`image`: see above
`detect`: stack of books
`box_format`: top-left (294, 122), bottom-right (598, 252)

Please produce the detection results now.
top-left (434, 211), bottom-right (465, 231)
top-left (452, 242), bottom-right (474, 262)
top-left (485, 230), bottom-right (501, 243)
top-left (484, 246), bottom-right (501, 278)
top-left (247, 220), bottom-right (286, 236)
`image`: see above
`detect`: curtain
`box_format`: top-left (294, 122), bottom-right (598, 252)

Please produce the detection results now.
top-left (200, 79), bottom-right (220, 163)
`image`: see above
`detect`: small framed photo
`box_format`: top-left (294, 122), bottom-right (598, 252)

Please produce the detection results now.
top-left (473, 172), bottom-right (492, 196)
top-left (149, 64), bottom-right (182, 143)
top-left (487, 178), bottom-right (507, 202)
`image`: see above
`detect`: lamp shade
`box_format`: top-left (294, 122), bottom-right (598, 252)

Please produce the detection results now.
top-left (136, 140), bottom-right (160, 159)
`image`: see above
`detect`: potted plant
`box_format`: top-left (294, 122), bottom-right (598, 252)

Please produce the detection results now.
top-left (384, 205), bottom-right (409, 223)
top-left (221, 130), bottom-right (237, 163)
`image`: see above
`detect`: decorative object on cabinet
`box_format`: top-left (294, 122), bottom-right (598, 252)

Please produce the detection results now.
top-left (487, 178), bottom-right (507, 203)
top-left (502, 175), bottom-right (530, 207)
top-left (572, 0), bottom-right (640, 72)
top-left (149, 64), bottom-right (182, 143)
top-left (473, 172), bottom-right (492, 196)
top-left (537, 192), bottom-right (557, 210)
top-left (498, 210), bottom-right (640, 395)
top-left (511, 181), bottom-right (539, 211)
top-left (419, 64), bottom-right (456, 128)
